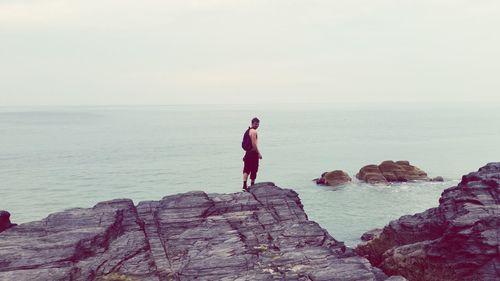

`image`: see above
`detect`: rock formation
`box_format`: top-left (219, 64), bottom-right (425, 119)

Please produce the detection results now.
top-left (430, 176), bottom-right (444, 182)
top-left (356, 161), bottom-right (431, 184)
top-left (315, 170), bottom-right (352, 187)
top-left (356, 163), bottom-right (500, 281)
top-left (360, 229), bottom-right (382, 242)
top-left (0, 183), bottom-right (400, 281)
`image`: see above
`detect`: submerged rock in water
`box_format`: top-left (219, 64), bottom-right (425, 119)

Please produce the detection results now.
top-left (315, 170), bottom-right (352, 186)
top-left (356, 163), bottom-right (500, 281)
top-left (0, 183), bottom-right (399, 281)
top-left (356, 160), bottom-right (434, 184)
top-left (430, 176), bottom-right (444, 182)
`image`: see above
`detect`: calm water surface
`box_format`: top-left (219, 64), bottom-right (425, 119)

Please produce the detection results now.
top-left (1, 103), bottom-right (499, 246)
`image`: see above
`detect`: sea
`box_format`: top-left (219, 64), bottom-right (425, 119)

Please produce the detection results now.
top-left (1, 103), bottom-right (499, 246)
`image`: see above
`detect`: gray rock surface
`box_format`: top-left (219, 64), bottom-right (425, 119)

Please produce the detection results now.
top-left (360, 228), bottom-right (382, 242)
top-left (0, 183), bottom-right (399, 281)
top-left (356, 163), bottom-right (500, 281)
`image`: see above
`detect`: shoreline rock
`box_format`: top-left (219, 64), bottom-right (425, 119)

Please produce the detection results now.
top-left (355, 162), bottom-right (500, 281)
top-left (0, 183), bottom-right (400, 281)
top-left (360, 228), bottom-right (383, 242)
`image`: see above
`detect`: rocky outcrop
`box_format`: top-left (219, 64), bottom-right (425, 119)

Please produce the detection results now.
top-left (360, 229), bottom-right (383, 242)
top-left (356, 161), bottom-right (431, 184)
top-left (315, 170), bottom-right (352, 186)
top-left (356, 164), bottom-right (389, 184)
top-left (0, 183), bottom-right (400, 281)
top-left (0, 211), bottom-right (16, 233)
top-left (356, 163), bottom-right (500, 281)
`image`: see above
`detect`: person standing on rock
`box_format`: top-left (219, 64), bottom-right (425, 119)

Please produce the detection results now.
top-left (242, 117), bottom-right (262, 191)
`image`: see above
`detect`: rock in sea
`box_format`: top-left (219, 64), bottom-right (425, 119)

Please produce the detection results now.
top-left (315, 170), bottom-right (352, 187)
top-left (356, 160), bottom-right (433, 184)
top-left (356, 162), bottom-right (500, 281)
top-left (0, 183), bottom-right (401, 281)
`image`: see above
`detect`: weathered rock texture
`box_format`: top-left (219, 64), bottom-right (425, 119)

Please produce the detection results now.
top-left (315, 170), bottom-right (352, 187)
top-left (0, 183), bottom-right (398, 281)
top-left (360, 229), bottom-right (382, 242)
top-left (356, 161), bottom-right (430, 184)
top-left (356, 163), bottom-right (500, 281)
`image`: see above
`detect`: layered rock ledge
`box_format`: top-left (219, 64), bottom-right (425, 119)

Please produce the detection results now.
top-left (0, 183), bottom-right (399, 281)
top-left (356, 163), bottom-right (500, 281)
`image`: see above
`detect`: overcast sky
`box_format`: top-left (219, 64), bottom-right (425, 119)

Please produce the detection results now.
top-left (1, 0), bottom-right (499, 106)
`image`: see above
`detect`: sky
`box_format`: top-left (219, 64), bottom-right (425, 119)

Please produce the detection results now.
top-left (1, 0), bottom-right (499, 106)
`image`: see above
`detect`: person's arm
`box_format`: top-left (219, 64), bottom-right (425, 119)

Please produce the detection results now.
top-left (249, 129), bottom-right (262, 159)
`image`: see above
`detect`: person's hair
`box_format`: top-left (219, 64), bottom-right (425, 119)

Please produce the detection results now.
top-left (251, 117), bottom-right (260, 124)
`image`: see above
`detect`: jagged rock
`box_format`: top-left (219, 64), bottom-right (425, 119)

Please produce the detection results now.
top-left (360, 228), bottom-right (383, 242)
top-left (0, 183), bottom-right (400, 281)
top-left (316, 170), bottom-right (352, 186)
top-left (356, 163), bottom-right (500, 281)
top-left (356, 161), bottom-right (433, 184)
top-left (0, 211), bottom-right (16, 233)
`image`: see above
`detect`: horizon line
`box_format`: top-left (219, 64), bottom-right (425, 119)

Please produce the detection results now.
top-left (1, 101), bottom-right (499, 108)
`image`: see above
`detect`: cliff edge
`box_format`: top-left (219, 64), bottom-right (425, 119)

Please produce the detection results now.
top-left (0, 183), bottom-right (396, 281)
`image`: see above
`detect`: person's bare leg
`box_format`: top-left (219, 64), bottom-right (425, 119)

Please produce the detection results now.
top-left (243, 173), bottom-right (249, 191)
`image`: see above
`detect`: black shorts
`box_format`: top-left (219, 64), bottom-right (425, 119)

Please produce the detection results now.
top-left (243, 151), bottom-right (259, 179)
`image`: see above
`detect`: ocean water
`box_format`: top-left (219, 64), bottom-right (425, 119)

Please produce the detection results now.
top-left (1, 103), bottom-right (499, 246)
